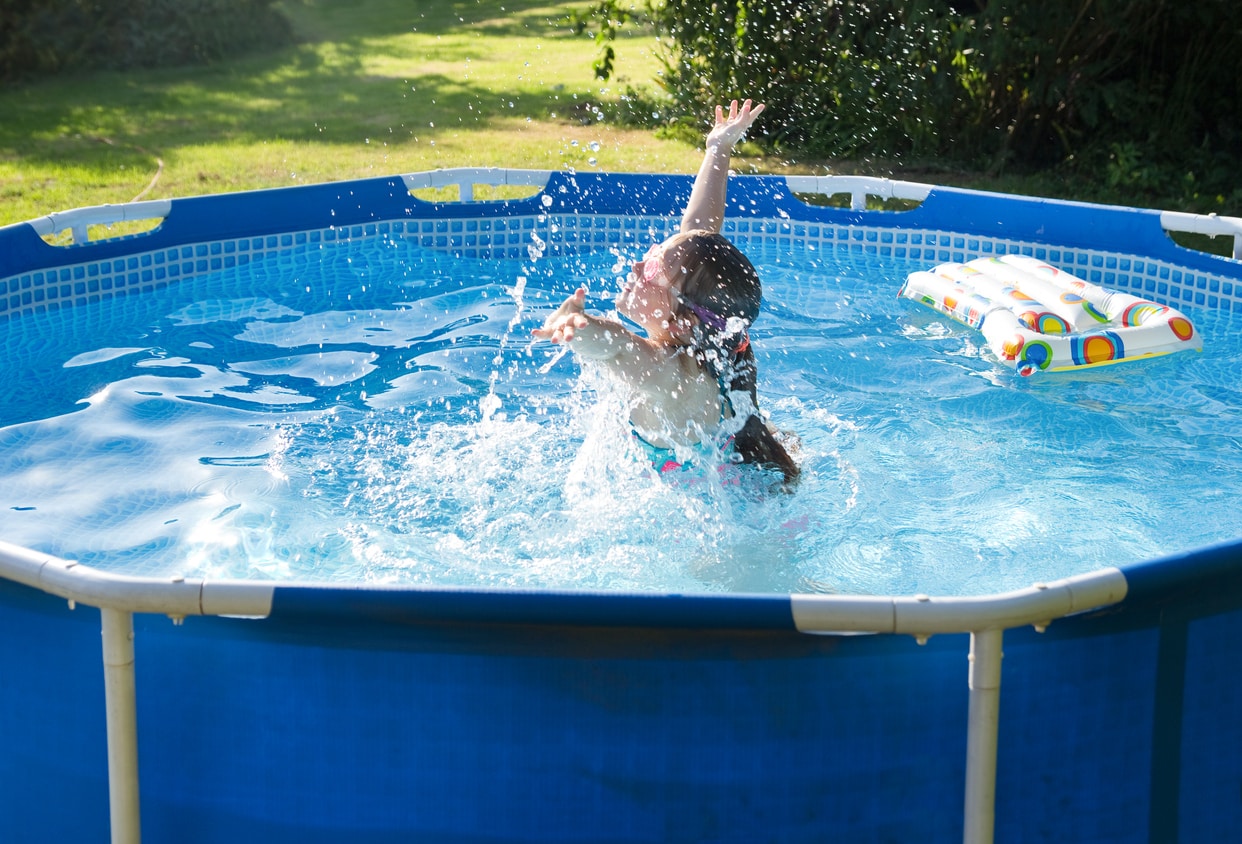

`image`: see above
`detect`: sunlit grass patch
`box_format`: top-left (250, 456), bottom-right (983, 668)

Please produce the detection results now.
top-left (0, 0), bottom-right (680, 227)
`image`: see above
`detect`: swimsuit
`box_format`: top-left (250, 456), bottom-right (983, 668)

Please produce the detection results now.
top-left (631, 429), bottom-right (736, 473)
top-left (631, 377), bottom-right (738, 473)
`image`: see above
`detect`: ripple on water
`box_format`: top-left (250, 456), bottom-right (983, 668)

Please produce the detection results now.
top-left (1, 241), bottom-right (1240, 595)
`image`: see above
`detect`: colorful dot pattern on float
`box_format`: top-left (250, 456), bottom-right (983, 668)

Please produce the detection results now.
top-left (899, 254), bottom-right (1203, 374)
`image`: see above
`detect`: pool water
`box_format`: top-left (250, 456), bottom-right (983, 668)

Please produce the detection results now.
top-left (2, 234), bottom-right (1240, 596)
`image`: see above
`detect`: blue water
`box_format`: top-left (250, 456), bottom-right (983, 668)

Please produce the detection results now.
top-left (2, 234), bottom-right (1241, 595)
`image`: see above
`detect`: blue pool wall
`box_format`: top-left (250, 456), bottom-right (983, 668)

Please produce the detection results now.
top-left (2, 172), bottom-right (1242, 842)
top-left (1, 540), bottom-right (1241, 843)
top-left (4, 172), bottom-right (1242, 322)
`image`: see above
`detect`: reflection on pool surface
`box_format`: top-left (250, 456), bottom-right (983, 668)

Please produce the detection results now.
top-left (2, 223), bottom-right (1240, 596)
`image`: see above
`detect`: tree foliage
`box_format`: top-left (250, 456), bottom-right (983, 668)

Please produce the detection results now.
top-left (0, 0), bottom-right (294, 84)
top-left (581, 0), bottom-right (1242, 201)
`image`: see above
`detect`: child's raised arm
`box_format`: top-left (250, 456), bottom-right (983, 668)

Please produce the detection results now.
top-left (680, 99), bottom-right (765, 235)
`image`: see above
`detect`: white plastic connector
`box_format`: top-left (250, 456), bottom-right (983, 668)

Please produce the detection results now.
top-left (784, 175), bottom-right (932, 211)
top-left (28, 199), bottom-right (172, 245)
top-left (1160, 210), bottom-right (1242, 260)
top-left (401, 168), bottom-right (553, 203)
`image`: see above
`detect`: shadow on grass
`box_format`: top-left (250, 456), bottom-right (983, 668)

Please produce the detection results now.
top-left (0, 0), bottom-right (606, 169)
top-left (291, 0), bottom-right (588, 40)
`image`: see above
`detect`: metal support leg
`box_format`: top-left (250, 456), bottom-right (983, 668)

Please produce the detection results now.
top-left (964, 628), bottom-right (1004, 844)
top-left (101, 608), bottom-right (141, 844)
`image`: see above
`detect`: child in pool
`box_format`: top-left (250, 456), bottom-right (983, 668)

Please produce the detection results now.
top-left (532, 99), bottom-right (799, 486)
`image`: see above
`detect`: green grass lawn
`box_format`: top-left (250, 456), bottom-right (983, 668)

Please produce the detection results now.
top-left (2, 0), bottom-right (1238, 257)
top-left (0, 0), bottom-right (712, 229)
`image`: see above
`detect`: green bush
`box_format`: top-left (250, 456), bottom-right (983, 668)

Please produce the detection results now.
top-left (580, 0), bottom-right (1242, 204)
top-left (0, 0), bottom-right (294, 84)
top-left (963, 2), bottom-right (1241, 174)
top-left (648, 0), bottom-right (959, 160)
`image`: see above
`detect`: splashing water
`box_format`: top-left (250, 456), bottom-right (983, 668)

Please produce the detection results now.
top-left (1, 235), bottom-right (1241, 596)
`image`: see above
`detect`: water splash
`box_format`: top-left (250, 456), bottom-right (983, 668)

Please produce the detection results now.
top-left (2, 238), bottom-right (1238, 595)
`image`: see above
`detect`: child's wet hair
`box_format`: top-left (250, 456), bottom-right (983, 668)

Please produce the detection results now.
top-left (670, 231), bottom-right (762, 327)
top-left (669, 231), bottom-right (800, 486)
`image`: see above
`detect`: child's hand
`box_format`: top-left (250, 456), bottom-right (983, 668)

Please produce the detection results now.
top-left (705, 99), bottom-right (765, 152)
top-left (532, 288), bottom-right (590, 344)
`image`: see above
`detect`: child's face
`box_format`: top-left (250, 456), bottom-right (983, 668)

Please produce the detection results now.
top-left (617, 242), bottom-right (685, 335)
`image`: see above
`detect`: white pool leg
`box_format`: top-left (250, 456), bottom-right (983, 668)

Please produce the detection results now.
top-left (101, 608), bottom-right (142, 844)
top-left (964, 628), bottom-right (1004, 844)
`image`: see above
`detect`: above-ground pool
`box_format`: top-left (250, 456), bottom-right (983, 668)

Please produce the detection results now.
top-left (2, 169), bottom-right (1241, 843)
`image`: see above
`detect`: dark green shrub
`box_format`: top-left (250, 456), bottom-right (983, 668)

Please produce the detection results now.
top-left (580, 0), bottom-right (1242, 203)
top-left (964, 1), bottom-right (1242, 175)
top-left (0, 0), bottom-right (294, 84)
top-left (648, 0), bottom-right (961, 160)
top-left (575, 1), bottom-right (977, 159)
